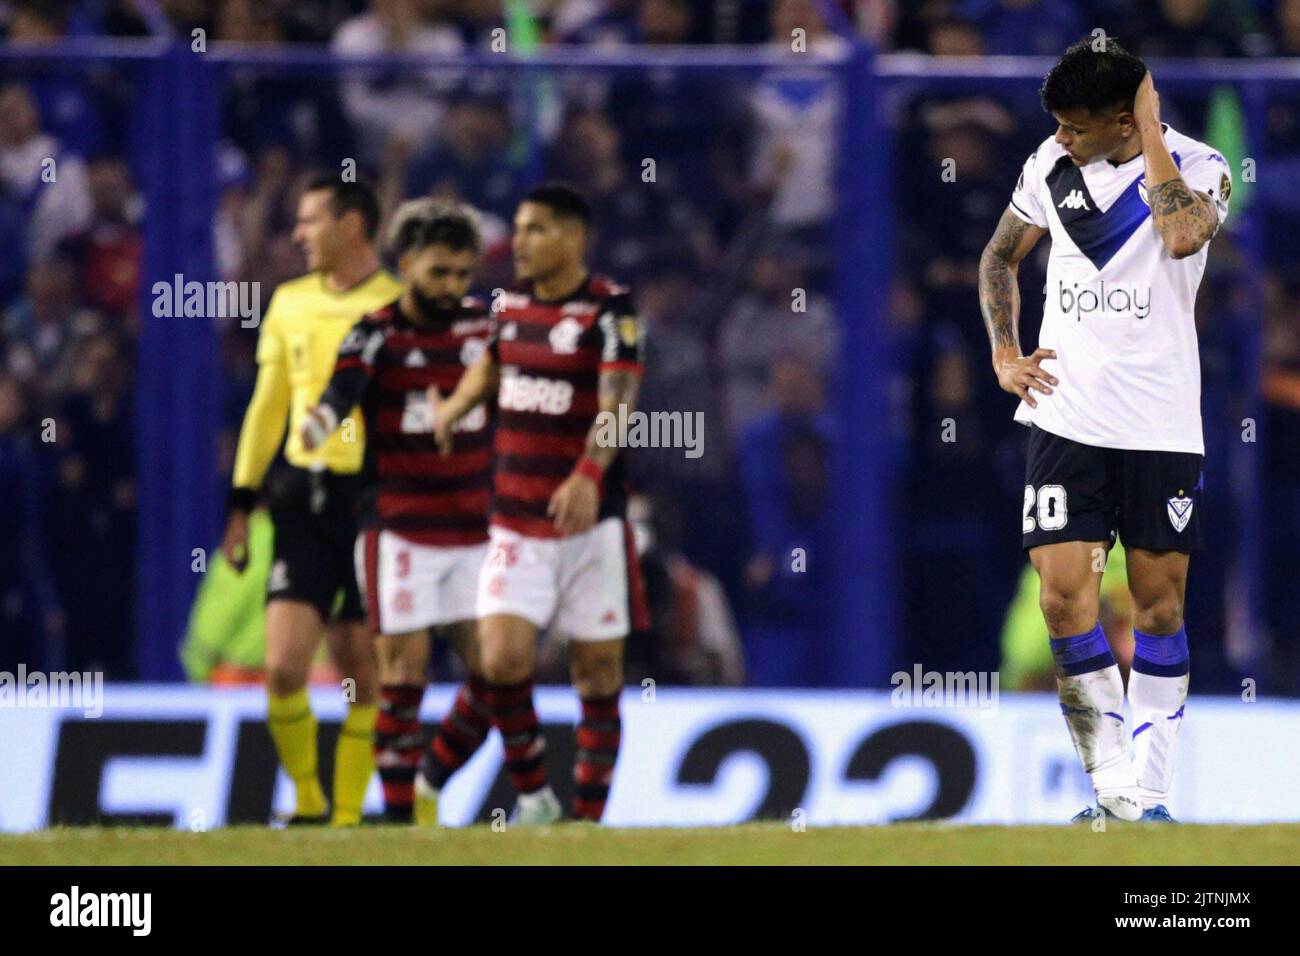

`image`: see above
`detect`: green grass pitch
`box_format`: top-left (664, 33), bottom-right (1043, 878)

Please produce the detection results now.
top-left (3, 822), bottom-right (1298, 865)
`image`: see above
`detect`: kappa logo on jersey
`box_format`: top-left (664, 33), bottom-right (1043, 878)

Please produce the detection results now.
top-left (1167, 494), bottom-right (1194, 532)
top-left (548, 317), bottom-right (585, 355)
top-left (459, 336), bottom-right (486, 368)
top-left (1058, 189), bottom-right (1090, 210)
top-left (404, 348), bottom-right (427, 367)
top-left (499, 373), bottom-right (574, 414)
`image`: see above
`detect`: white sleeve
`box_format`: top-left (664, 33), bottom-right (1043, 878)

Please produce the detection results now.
top-left (1180, 149), bottom-right (1232, 225)
top-left (1009, 150), bottom-right (1048, 228)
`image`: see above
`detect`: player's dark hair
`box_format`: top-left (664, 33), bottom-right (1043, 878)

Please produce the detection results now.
top-left (386, 198), bottom-right (482, 259)
top-left (1040, 36), bottom-right (1147, 116)
top-left (303, 175), bottom-right (381, 240)
top-left (522, 183), bottom-right (592, 228)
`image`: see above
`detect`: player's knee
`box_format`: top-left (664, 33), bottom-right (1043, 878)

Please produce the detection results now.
top-left (375, 635), bottom-right (425, 686)
top-left (378, 657), bottom-right (423, 686)
top-left (1038, 587), bottom-right (1096, 637)
top-left (570, 648), bottom-right (623, 697)
top-left (266, 663), bottom-right (307, 697)
top-left (480, 641), bottom-right (533, 683)
top-left (1133, 595), bottom-right (1184, 636)
top-left (573, 673), bottom-right (621, 699)
top-left (477, 617), bottom-right (535, 682)
top-left (348, 666), bottom-right (380, 705)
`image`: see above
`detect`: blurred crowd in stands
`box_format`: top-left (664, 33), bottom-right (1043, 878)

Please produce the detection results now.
top-left (4, 0), bottom-right (1300, 57)
top-left (2, 0), bottom-right (1298, 693)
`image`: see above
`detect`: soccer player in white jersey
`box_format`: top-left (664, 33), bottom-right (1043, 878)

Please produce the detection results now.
top-left (978, 38), bottom-right (1231, 823)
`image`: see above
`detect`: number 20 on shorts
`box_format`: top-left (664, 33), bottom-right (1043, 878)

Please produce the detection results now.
top-left (1023, 484), bottom-right (1067, 533)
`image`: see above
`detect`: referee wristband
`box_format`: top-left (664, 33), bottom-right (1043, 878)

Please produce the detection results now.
top-left (574, 456), bottom-right (605, 489)
top-left (228, 487), bottom-right (258, 513)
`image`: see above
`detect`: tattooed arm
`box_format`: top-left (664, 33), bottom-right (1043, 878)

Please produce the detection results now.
top-left (584, 367), bottom-right (641, 471)
top-left (978, 207), bottom-right (1056, 407)
top-left (1134, 71), bottom-right (1220, 259)
top-left (548, 366), bottom-right (642, 535)
top-left (1146, 170), bottom-right (1219, 260)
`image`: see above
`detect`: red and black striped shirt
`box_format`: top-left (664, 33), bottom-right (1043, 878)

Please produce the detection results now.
top-left (319, 297), bottom-right (493, 547)
top-left (488, 274), bottom-right (645, 539)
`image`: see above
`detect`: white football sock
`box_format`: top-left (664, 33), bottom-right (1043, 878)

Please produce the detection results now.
top-left (1129, 628), bottom-right (1190, 810)
top-left (1050, 623), bottom-right (1139, 807)
top-left (516, 785), bottom-right (556, 810)
top-left (1058, 664), bottom-right (1137, 792)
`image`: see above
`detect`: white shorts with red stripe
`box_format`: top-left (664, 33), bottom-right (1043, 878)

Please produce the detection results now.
top-left (476, 517), bottom-right (644, 641)
top-left (354, 530), bottom-right (488, 636)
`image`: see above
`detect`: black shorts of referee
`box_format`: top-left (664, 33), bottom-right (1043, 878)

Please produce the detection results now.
top-left (262, 465), bottom-right (367, 623)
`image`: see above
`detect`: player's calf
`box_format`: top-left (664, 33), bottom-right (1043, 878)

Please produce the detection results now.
top-left (479, 614), bottom-right (556, 816)
top-left (327, 621), bottom-right (379, 827)
top-left (425, 673), bottom-right (493, 785)
top-left (1050, 622), bottom-right (1143, 822)
top-left (417, 673), bottom-right (494, 825)
top-left (573, 693), bottom-right (621, 822)
top-left (1128, 627), bottom-right (1190, 812)
top-left (264, 600), bottom-right (330, 822)
top-left (569, 638), bottom-right (624, 822)
top-left (1126, 548), bottom-right (1192, 810)
top-left (375, 684), bottom-right (424, 823)
top-left (372, 631), bottom-right (430, 823)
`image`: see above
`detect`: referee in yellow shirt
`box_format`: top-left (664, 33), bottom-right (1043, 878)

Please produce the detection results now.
top-left (221, 176), bottom-right (402, 826)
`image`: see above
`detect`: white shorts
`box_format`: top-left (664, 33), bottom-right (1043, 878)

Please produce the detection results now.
top-left (354, 530), bottom-right (488, 636)
top-left (476, 517), bottom-right (633, 641)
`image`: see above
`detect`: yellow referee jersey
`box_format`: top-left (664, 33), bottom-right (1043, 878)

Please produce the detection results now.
top-left (232, 269), bottom-right (403, 489)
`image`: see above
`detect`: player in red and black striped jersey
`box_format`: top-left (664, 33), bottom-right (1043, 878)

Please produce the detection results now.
top-left (310, 297), bottom-right (492, 549)
top-left (486, 275), bottom-right (641, 538)
top-left (300, 199), bottom-right (497, 824)
top-left (430, 184), bottom-right (648, 824)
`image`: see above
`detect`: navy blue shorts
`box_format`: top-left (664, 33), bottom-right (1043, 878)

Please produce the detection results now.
top-left (1022, 425), bottom-right (1204, 553)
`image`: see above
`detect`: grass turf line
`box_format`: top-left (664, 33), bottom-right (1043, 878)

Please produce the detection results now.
top-left (2, 823), bottom-right (1298, 865)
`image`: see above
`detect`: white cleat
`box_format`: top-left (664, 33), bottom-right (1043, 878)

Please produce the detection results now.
top-left (1096, 788), bottom-right (1144, 822)
top-left (511, 786), bottom-right (562, 826)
